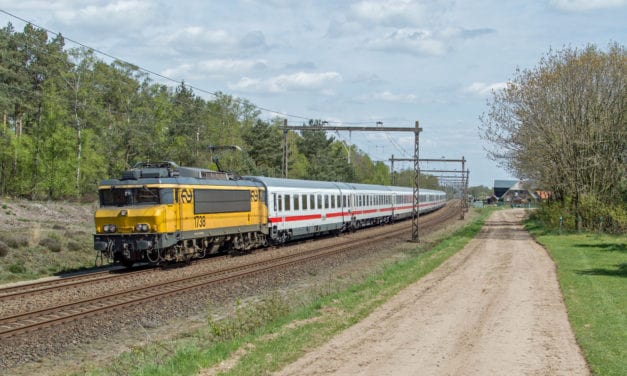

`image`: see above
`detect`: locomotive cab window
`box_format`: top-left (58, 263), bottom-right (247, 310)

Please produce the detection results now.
top-left (99, 187), bottom-right (162, 207)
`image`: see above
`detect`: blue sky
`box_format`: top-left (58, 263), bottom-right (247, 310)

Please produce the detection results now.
top-left (1, 1), bottom-right (625, 187)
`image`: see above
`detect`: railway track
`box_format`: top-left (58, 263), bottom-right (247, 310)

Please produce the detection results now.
top-left (0, 202), bottom-right (461, 339)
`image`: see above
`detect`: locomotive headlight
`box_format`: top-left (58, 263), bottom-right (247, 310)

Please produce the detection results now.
top-left (134, 223), bottom-right (150, 232)
top-left (103, 224), bottom-right (117, 233)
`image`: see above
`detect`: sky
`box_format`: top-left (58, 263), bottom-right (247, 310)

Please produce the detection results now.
top-left (0, 0), bottom-right (625, 187)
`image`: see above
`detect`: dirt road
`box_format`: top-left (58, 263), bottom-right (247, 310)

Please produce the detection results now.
top-left (276, 209), bottom-right (589, 376)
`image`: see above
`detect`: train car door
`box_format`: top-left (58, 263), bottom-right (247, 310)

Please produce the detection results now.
top-left (163, 187), bottom-right (179, 232)
top-left (391, 192), bottom-right (396, 219)
top-left (349, 193), bottom-right (356, 228)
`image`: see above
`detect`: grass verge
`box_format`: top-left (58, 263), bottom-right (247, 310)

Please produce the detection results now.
top-left (525, 221), bottom-right (626, 376)
top-left (77, 208), bottom-right (493, 376)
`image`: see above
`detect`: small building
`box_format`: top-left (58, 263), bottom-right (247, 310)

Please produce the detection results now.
top-left (485, 194), bottom-right (499, 205)
top-left (493, 180), bottom-right (519, 199)
top-left (534, 190), bottom-right (551, 201)
top-left (500, 181), bottom-right (537, 207)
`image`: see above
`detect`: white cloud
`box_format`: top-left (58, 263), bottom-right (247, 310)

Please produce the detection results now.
top-left (369, 91), bottom-right (417, 103)
top-left (164, 27), bottom-right (236, 47)
top-left (161, 59), bottom-right (267, 80)
top-left (350, 0), bottom-right (426, 27)
top-left (464, 82), bottom-right (508, 96)
top-left (550, 0), bottom-right (626, 11)
top-left (228, 72), bottom-right (343, 94)
top-left (366, 28), bottom-right (447, 56)
top-left (55, 0), bottom-right (154, 27)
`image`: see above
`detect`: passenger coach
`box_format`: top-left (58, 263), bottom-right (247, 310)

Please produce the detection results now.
top-left (246, 176), bottom-right (446, 245)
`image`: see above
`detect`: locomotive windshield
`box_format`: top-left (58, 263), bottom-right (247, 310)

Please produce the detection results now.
top-left (99, 187), bottom-right (173, 207)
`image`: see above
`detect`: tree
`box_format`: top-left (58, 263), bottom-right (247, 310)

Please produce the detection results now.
top-left (242, 119), bottom-right (283, 176)
top-left (480, 43), bottom-right (626, 231)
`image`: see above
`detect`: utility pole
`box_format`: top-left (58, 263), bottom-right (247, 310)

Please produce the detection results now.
top-left (412, 121), bottom-right (421, 242)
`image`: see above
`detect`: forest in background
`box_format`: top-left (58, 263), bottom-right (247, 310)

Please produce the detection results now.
top-left (0, 23), bottom-right (441, 200)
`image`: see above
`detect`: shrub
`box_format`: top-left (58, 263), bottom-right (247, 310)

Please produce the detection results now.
top-left (0, 241), bottom-right (8, 257)
top-left (3, 234), bottom-right (29, 248)
top-left (67, 240), bottom-right (82, 251)
top-left (8, 263), bottom-right (26, 274)
top-left (533, 195), bottom-right (626, 234)
top-left (39, 236), bottom-right (62, 253)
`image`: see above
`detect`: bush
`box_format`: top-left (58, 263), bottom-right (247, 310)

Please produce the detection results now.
top-left (67, 240), bottom-right (82, 251)
top-left (8, 263), bottom-right (26, 274)
top-left (3, 234), bottom-right (29, 248)
top-left (533, 195), bottom-right (626, 234)
top-left (0, 241), bottom-right (8, 257)
top-left (39, 236), bottom-right (62, 253)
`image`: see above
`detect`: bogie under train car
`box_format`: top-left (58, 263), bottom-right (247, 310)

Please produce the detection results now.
top-left (94, 162), bottom-right (446, 267)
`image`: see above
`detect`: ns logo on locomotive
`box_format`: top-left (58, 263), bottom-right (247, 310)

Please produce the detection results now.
top-left (94, 161), bottom-right (446, 267)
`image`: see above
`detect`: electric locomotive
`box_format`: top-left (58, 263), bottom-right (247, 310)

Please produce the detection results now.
top-left (93, 162), bottom-right (268, 267)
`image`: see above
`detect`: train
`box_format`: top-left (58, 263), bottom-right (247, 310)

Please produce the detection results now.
top-left (93, 161), bottom-right (446, 267)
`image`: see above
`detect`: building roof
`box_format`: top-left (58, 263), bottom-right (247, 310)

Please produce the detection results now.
top-left (493, 180), bottom-right (518, 189)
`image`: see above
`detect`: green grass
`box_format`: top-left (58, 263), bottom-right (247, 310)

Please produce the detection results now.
top-left (77, 208), bottom-right (493, 376)
top-left (526, 221), bottom-right (626, 376)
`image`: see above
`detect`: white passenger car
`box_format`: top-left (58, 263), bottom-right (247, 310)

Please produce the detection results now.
top-left (245, 177), bottom-right (446, 244)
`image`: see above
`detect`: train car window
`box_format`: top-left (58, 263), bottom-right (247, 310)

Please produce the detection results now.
top-left (302, 194), bottom-right (308, 210)
top-left (317, 194), bottom-right (322, 209)
top-left (325, 195), bottom-right (329, 209)
top-left (100, 187), bottom-right (160, 207)
top-left (336, 195), bottom-right (340, 208)
top-left (343, 195), bottom-right (348, 207)
top-left (330, 195), bottom-right (335, 209)
top-left (278, 195), bottom-right (283, 212)
top-left (294, 195), bottom-right (300, 210)
top-left (285, 195), bottom-right (291, 211)
top-left (159, 188), bottom-right (174, 204)
top-left (310, 194), bottom-right (315, 209)
top-left (273, 194), bottom-right (277, 211)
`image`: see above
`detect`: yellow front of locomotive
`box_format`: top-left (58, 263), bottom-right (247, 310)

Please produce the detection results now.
top-left (93, 183), bottom-right (178, 266)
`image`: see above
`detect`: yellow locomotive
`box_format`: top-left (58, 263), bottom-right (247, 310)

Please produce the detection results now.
top-left (93, 162), bottom-right (268, 267)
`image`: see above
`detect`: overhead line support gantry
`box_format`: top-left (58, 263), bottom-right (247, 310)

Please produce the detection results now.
top-left (282, 119), bottom-right (423, 241)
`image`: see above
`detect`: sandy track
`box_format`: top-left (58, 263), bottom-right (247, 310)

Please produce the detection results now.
top-left (275, 209), bottom-right (589, 376)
